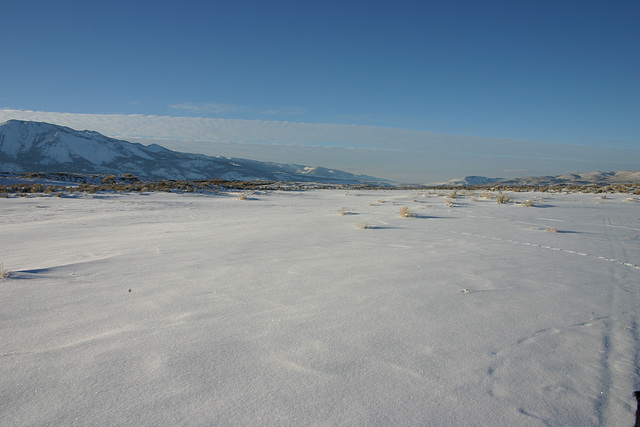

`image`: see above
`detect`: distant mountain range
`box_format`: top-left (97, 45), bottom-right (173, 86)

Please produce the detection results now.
top-left (434, 176), bottom-right (506, 186)
top-left (0, 120), bottom-right (390, 184)
top-left (2, 120), bottom-right (638, 187)
top-left (434, 171), bottom-right (640, 187)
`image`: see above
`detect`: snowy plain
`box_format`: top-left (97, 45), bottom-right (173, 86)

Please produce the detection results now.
top-left (1, 189), bottom-right (639, 426)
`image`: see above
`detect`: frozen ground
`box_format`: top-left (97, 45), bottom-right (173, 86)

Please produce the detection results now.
top-left (1, 189), bottom-right (639, 426)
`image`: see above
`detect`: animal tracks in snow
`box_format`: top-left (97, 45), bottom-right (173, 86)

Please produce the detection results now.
top-left (444, 229), bottom-right (640, 270)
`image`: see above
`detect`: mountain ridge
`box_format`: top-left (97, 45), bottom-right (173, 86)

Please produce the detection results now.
top-left (0, 120), bottom-right (391, 184)
top-left (2, 120), bottom-right (638, 187)
top-left (432, 170), bottom-right (640, 187)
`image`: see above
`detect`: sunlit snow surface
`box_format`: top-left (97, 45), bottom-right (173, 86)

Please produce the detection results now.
top-left (1, 190), bottom-right (639, 426)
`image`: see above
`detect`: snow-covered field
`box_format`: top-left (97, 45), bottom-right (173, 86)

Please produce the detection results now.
top-left (1, 189), bottom-right (639, 426)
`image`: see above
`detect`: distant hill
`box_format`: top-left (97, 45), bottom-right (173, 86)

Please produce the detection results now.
top-left (493, 171), bottom-right (640, 186)
top-left (0, 120), bottom-right (391, 184)
top-left (432, 171), bottom-right (640, 187)
top-left (433, 176), bottom-right (505, 186)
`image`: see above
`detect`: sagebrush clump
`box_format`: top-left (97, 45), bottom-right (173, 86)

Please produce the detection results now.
top-left (399, 206), bottom-right (415, 218)
top-left (496, 194), bottom-right (511, 204)
top-left (482, 191), bottom-right (494, 199)
top-left (0, 264), bottom-right (9, 280)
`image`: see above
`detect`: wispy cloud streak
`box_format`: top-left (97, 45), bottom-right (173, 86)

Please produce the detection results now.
top-left (169, 102), bottom-right (305, 116)
top-left (169, 102), bottom-right (243, 114)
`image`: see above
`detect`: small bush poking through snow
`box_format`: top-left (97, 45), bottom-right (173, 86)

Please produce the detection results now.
top-left (237, 193), bottom-right (248, 200)
top-left (338, 208), bottom-right (346, 216)
top-left (0, 264), bottom-right (9, 280)
top-left (496, 194), bottom-right (511, 204)
top-left (399, 206), bottom-right (415, 218)
top-left (356, 221), bottom-right (371, 229)
top-left (545, 227), bottom-right (558, 233)
top-left (523, 199), bottom-right (534, 207)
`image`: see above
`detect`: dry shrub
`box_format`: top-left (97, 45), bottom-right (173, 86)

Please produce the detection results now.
top-left (0, 264), bottom-right (9, 280)
top-left (545, 227), bottom-right (558, 233)
top-left (102, 175), bottom-right (116, 184)
top-left (237, 193), bottom-right (248, 200)
top-left (496, 194), bottom-right (510, 204)
top-left (356, 221), bottom-right (371, 229)
top-left (399, 206), bottom-right (415, 218)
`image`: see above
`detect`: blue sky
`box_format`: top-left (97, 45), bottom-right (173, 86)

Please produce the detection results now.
top-left (1, 0), bottom-right (638, 183)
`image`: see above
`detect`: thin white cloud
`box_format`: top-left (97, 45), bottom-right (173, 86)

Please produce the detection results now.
top-left (169, 102), bottom-right (243, 114)
top-left (169, 102), bottom-right (305, 116)
top-left (257, 106), bottom-right (306, 115)
top-left (1, 109), bottom-right (638, 183)
top-left (503, 169), bottom-right (532, 174)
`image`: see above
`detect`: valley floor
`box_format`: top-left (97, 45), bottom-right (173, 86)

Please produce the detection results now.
top-left (1, 189), bottom-right (639, 426)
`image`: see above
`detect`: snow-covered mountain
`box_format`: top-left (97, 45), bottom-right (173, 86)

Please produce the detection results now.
top-left (433, 176), bottom-right (505, 186)
top-left (0, 120), bottom-right (390, 183)
top-left (431, 171), bottom-right (640, 187)
top-left (493, 170), bottom-right (640, 186)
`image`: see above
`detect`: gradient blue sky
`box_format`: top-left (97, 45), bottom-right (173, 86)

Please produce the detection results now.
top-left (1, 0), bottom-right (638, 183)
